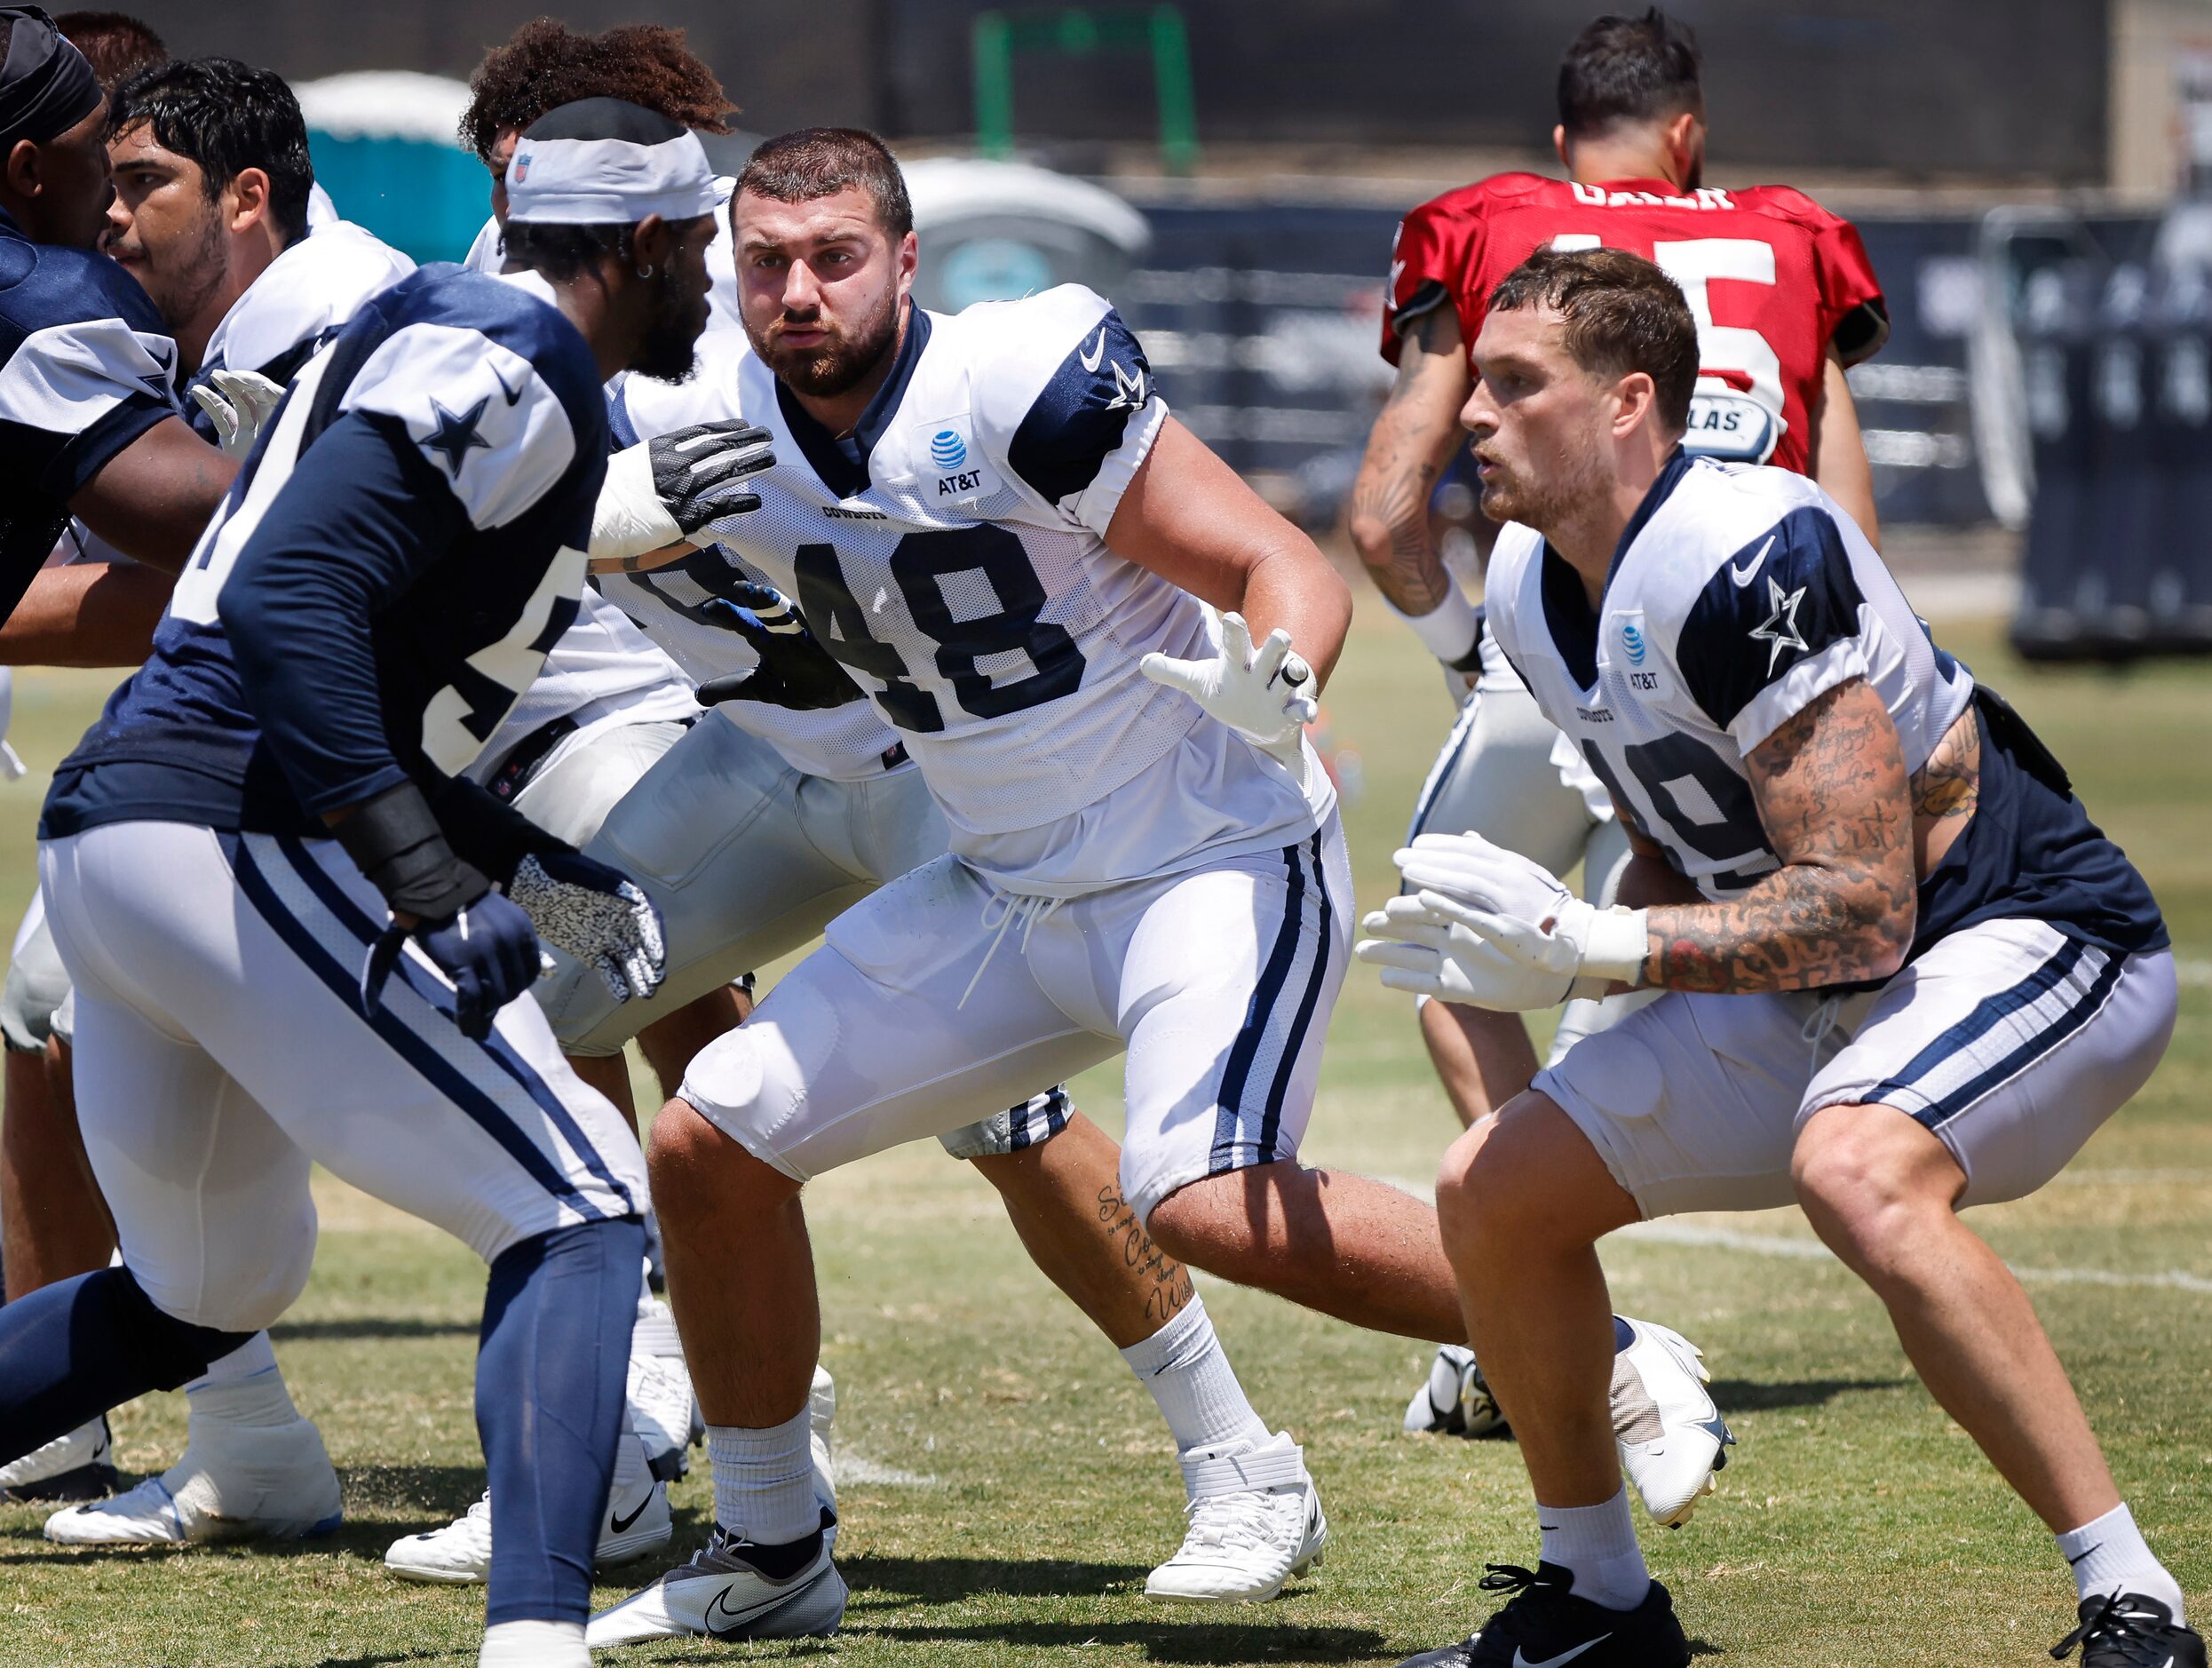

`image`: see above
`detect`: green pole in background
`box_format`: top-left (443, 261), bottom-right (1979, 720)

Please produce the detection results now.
top-left (971, 5), bottom-right (1201, 175)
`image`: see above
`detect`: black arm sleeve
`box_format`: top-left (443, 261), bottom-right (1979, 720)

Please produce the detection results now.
top-left (219, 412), bottom-right (468, 818)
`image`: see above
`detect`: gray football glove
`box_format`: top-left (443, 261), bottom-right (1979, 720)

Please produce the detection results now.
top-left (506, 852), bottom-right (667, 1004)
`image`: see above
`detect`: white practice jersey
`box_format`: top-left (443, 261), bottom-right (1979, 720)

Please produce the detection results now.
top-left (614, 287), bottom-right (1328, 891)
top-left (469, 585), bottom-right (695, 782)
top-left (197, 219), bottom-right (416, 382)
top-left (464, 174), bottom-right (741, 331)
top-left (1487, 453), bottom-right (1972, 902)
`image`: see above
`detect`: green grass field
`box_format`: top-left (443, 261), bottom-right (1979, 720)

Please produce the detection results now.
top-left (1, 605), bottom-right (2207, 1668)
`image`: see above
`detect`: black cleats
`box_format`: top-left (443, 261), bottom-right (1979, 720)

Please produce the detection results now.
top-left (2050, 1592), bottom-right (2207, 1668)
top-left (1396, 1562), bottom-right (1691, 1668)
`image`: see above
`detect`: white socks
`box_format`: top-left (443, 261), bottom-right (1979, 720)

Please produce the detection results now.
top-left (707, 1410), bottom-right (822, 1545)
top-left (2057, 1502), bottom-right (2184, 1620)
top-left (184, 1332), bottom-right (299, 1428)
top-left (480, 1618), bottom-right (586, 1666)
top-left (1537, 1485), bottom-right (1650, 1613)
top-left (1119, 1294), bottom-right (1271, 1460)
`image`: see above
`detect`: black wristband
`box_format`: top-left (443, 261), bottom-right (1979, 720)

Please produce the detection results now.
top-left (333, 782), bottom-right (492, 923)
top-left (426, 774), bottom-right (570, 885)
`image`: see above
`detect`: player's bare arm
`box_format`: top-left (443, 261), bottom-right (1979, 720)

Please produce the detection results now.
top-left (1644, 676), bottom-right (1915, 992)
top-left (1107, 413), bottom-right (1352, 686)
top-left (1806, 346), bottom-right (1881, 547)
top-left (0, 564), bottom-right (174, 666)
top-left (1611, 819), bottom-right (1705, 909)
top-left (67, 416), bottom-right (238, 576)
top-left (1347, 306), bottom-right (1471, 615)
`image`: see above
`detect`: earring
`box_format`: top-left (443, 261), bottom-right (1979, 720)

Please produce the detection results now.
top-left (636, 262), bottom-right (655, 279)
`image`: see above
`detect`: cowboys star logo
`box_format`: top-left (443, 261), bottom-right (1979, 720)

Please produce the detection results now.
top-left (1748, 574), bottom-right (1810, 672)
top-left (1104, 358), bottom-right (1148, 412)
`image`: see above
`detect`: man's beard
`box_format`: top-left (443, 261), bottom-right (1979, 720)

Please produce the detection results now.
top-left (752, 288), bottom-right (900, 400)
top-left (131, 212), bottom-right (226, 336)
top-left (633, 264), bottom-right (711, 385)
top-left (1477, 435), bottom-right (1613, 536)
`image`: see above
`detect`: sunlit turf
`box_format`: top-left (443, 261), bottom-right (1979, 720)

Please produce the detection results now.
top-left (1, 602), bottom-right (2206, 1666)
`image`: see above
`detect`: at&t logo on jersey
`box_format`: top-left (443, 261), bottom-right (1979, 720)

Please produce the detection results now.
top-left (1613, 612), bottom-right (1664, 694)
top-left (919, 416), bottom-right (995, 500)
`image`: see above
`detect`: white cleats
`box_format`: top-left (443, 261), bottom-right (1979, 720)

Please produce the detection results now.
top-left (1612, 1316), bottom-right (1733, 1528)
top-left (384, 1432), bottom-right (670, 1585)
top-left (1402, 1344), bottom-right (1509, 1438)
top-left (628, 1352), bottom-right (702, 1483)
top-left (0, 1415), bottom-right (118, 1503)
top-left (586, 1515), bottom-right (845, 1647)
top-left (44, 1411), bottom-right (339, 1545)
top-left (1146, 1432), bottom-right (1327, 1603)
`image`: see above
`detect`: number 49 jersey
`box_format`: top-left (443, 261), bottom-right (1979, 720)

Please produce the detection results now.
top-left (614, 285), bottom-right (1328, 890)
top-left (1383, 173), bottom-right (1888, 471)
top-left (1486, 452), bottom-right (2166, 962)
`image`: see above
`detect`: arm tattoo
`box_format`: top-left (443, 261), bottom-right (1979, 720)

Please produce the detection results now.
top-left (1347, 309), bottom-right (1465, 615)
top-left (1097, 1185), bottom-right (1194, 1327)
top-left (1644, 678), bottom-right (1918, 993)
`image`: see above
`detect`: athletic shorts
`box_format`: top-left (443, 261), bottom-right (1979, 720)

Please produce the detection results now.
top-left (39, 822), bottom-right (644, 1333)
top-left (678, 811), bottom-right (1352, 1225)
top-left (1406, 641), bottom-right (1648, 1063)
top-left (1535, 917), bottom-right (2178, 1219)
top-left (535, 711), bottom-right (1068, 1160)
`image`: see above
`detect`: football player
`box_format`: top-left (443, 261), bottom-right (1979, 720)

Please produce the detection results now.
top-left (0, 52), bottom-right (414, 1530)
top-left (1358, 246), bottom-right (2192, 1668)
top-left (1352, 5), bottom-right (1888, 1435)
top-left (586, 128), bottom-right (1716, 1648)
top-left (0, 99), bottom-right (715, 1668)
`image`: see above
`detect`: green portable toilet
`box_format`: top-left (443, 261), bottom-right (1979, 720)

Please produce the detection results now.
top-left (295, 71), bottom-right (485, 265)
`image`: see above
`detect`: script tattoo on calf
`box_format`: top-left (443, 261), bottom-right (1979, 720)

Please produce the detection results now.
top-left (1646, 678), bottom-right (1918, 993)
top-left (1097, 1185), bottom-right (1193, 1327)
top-left (1348, 308), bottom-right (1458, 615)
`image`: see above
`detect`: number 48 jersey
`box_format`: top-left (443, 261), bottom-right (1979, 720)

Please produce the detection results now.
top-left (614, 285), bottom-right (1328, 891)
top-left (1383, 172), bottom-right (1888, 471)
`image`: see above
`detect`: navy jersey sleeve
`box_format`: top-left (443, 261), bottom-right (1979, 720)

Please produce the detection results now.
top-left (1673, 504), bottom-right (1873, 751)
top-left (218, 411), bottom-right (469, 815)
top-left (1002, 304), bottom-right (1166, 533)
top-left (0, 311), bottom-right (180, 501)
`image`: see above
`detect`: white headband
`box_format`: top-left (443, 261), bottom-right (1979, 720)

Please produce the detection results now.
top-left (505, 129), bottom-right (720, 226)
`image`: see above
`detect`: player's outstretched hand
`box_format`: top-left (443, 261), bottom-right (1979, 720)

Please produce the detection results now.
top-left (187, 369), bottom-right (285, 458)
top-left (1394, 830), bottom-right (1576, 930)
top-left (361, 890), bottom-right (543, 1042)
top-left (1138, 611), bottom-right (1316, 767)
top-left (506, 851), bottom-right (667, 1005)
top-left (1355, 894), bottom-right (1581, 1011)
top-left (591, 423), bottom-right (775, 564)
top-left (694, 582), bottom-right (868, 711)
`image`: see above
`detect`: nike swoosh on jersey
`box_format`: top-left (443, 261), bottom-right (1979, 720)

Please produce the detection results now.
top-left (1513, 1638), bottom-right (1611, 1668)
top-left (491, 362), bottom-right (525, 406)
top-left (1729, 534), bottom-right (1777, 588)
top-left (1079, 327), bottom-right (1107, 373)
top-left (609, 1491), bottom-right (653, 1534)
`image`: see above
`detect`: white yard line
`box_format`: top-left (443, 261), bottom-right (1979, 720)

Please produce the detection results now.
top-left (833, 1450), bottom-right (938, 1487)
top-left (1613, 1219), bottom-right (2212, 1294)
top-left (2176, 959), bottom-right (2212, 988)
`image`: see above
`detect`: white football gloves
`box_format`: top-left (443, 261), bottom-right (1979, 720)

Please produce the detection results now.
top-left (1138, 611), bottom-right (1317, 769)
top-left (591, 421), bottom-right (775, 565)
top-left (1354, 831), bottom-right (1650, 1012)
top-left (187, 369), bottom-right (285, 458)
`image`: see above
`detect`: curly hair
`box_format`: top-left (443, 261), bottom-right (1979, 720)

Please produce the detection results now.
top-left (460, 18), bottom-right (734, 164)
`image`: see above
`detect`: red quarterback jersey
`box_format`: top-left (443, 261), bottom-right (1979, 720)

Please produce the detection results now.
top-left (1381, 173), bottom-right (1888, 473)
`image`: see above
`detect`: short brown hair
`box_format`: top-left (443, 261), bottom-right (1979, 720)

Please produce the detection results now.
top-left (55, 10), bottom-right (167, 94)
top-left (460, 19), bottom-right (733, 165)
top-left (1558, 9), bottom-right (1702, 139)
top-left (1488, 245), bottom-right (1698, 433)
top-left (735, 127), bottom-right (912, 240)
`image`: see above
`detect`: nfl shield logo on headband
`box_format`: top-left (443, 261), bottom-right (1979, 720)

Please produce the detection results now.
top-left (511, 152), bottom-right (531, 183)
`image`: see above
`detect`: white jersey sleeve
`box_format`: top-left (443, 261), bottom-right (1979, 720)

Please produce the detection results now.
top-left (201, 222), bottom-right (415, 379)
top-left (968, 283), bottom-right (1168, 536)
top-left (340, 322), bottom-right (578, 529)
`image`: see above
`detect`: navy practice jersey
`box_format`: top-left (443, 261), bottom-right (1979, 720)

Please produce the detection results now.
top-left (1486, 450), bottom-right (2166, 961)
top-left (43, 264), bottom-right (608, 840)
top-left (0, 205), bottom-right (184, 624)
